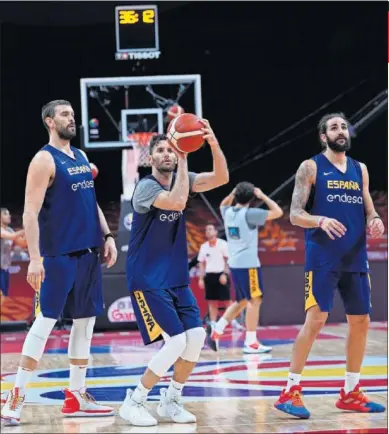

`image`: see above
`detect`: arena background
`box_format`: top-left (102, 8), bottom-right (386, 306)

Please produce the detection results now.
top-left (0, 2), bottom-right (387, 329)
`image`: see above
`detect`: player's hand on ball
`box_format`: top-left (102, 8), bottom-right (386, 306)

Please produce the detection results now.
top-left (198, 278), bottom-right (205, 289)
top-left (104, 237), bottom-right (117, 268)
top-left (320, 217), bottom-right (347, 240)
top-left (219, 273), bottom-right (228, 285)
top-left (367, 218), bottom-right (384, 238)
top-left (200, 119), bottom-right (219, 147)
top-left (27, 259), bottom-right (45, 291)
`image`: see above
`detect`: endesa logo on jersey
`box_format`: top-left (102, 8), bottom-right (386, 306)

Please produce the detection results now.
top-left (327, 193), bottom-right (363, 204)
top-left (159, 211), bottom-right (183, 222)
top-left (107, 296), bottom-right (136, 323)
top-left (71, 180), bottom-right (94, 191)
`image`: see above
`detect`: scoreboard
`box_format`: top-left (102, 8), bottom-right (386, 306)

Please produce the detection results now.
top-left (115, 5), bottom-right (160, 60)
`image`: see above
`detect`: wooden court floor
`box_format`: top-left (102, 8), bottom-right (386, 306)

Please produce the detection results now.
top-left (1, 322), bottom-right (387, 433)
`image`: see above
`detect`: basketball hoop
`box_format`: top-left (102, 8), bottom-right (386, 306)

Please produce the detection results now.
top-left (128, 132), bottom-right (156, 167)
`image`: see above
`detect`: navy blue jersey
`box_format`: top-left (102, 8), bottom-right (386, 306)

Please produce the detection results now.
top-left (305, 153), bottom-right (368, 272)
top-left (38, 145), bottom-right (102, 256)
top-left (127, 173), bottom-right (196, 291)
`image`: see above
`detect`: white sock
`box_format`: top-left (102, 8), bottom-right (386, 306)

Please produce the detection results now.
top-left (245, 331), bottom-right (257, 345)
top-left (167, 379), bottom-right (184, 399)
top-left (132, 381), bottom-right (151, 403)
top-left (69, 364), bottom-right (88, 391)
top-left (344, 371), bottom-right (360, 394)
top-left (286, 372), bottom-right (301, 392)
top-left (215, 317), bottom-right (228, 334)
top-left (14, 367), bottom-right (33, 395)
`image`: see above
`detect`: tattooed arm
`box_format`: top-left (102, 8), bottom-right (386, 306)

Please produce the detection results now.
top-left (290, 160), bottom-right (319, 227)
top-left (290, 160), bottom-right (346, 239)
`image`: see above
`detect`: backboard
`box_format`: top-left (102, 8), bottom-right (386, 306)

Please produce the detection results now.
top-left (80, 75), bottom-right (202, 150)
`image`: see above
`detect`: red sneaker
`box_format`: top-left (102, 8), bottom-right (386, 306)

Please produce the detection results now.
top-left (274, 385), bottom-right (310, 419)
top-left (61, 388), bottom-right (115, 417)
top-left (336, 384), bottom-right (385, 413)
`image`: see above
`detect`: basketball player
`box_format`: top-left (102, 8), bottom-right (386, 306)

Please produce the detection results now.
top-left (119, 122), bottom-right (229, 426)
top-left (274, 113), bottom-right (385, 419)
top-left (198, 223), bottom-right (244, 330)
top-left (1, 208), bottom-right (25, 298)
top-left (1, 100), bottom-right (117, 426)
top-left (206, 182), bottom-right (283, 353)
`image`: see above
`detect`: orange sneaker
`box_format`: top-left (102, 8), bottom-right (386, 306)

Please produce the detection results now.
top-left (336, 384), bottom-right (385, 413)
top-left (274, 385), bottom-right (310, 419)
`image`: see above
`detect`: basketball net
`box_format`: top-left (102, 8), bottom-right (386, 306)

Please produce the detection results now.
top-left (121, 132), bottom-right (156, 201)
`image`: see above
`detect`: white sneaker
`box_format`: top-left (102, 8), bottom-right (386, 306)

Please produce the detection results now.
top-left (61, 388), bottom-right (114, 417)
top-left (157, 388), bottom-right (196, 423)
top-left (119, 389), bottom-right (157, 426)
top-left (231, 319), bottom-right (245, 331)
top-left (1, 387), bottom-right (25, 426)
top-left (243, 341), bottom-right (272, 354)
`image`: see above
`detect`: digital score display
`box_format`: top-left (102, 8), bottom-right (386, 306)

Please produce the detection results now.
top-left (115, 5), bottom-right (160, 60)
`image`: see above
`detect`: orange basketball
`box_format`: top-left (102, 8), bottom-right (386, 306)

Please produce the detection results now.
top-left (167, 113), bottom-right (204, 153)
top-left (90, 163), bottom-right (99, 179)
top-left (15, 236), bottom-right (28, 249)
top-left (167, 104), bottom-right (185, 120)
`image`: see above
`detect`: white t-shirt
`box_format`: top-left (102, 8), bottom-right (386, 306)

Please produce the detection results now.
top-left (198, 238), bottom-right (228, 273)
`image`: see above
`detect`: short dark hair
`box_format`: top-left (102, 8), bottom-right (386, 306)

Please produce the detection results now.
top-left (235, 181), bottom-right (255, 205)
top-left (318, 112), bottom-right (348, 148)
top-left (149, 134), bottom-right (169, 154)
top-left (205, 223), bottom-right (217, 230)
top-left (41, 99), bottom-right (71, 132)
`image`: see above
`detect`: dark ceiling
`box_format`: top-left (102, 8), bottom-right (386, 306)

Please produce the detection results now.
top-left (0, 1), bottom-right (190, 26)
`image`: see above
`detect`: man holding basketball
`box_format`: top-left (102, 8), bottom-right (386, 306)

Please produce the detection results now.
top-left (1, 100), bottom-right (117, 426)
top-left (120, 119), bottom-right (229, 427)
top-left (274, 113), bottom-right (385, 418)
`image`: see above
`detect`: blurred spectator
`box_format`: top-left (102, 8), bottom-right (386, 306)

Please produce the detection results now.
top-left (12, 245), bottom-right (29, 262)
top-left (198, 223), bottom-right (244, 330)
top-left (1, 208), bottom-right (25, 297)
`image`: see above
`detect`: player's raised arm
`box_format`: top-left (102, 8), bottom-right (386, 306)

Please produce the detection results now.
top-left (23, 151), bottom-right (55, 289)
top-left (191, 119), bottom-right (229, 193)
top-left (253, 187), bottom-right (283, 221)
top-left (153, 152), bottom-right (190, 211)
top-left (360, 163), bottom-right (385, 238)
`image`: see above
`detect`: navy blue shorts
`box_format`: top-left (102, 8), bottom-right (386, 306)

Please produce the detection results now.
top-left (130, 286), bottom-right (202, 345)
top-left (38, 249), bottom-right (104, 320)
top-left (0, 269), bottom-right (10, 296)
top-left (230, 267), bottom-right (264, 302)
top-left (305, 270), bottom-right (371, 315)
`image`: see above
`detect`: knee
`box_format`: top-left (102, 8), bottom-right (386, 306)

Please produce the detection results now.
top-left (238, 299), bottom-right (248, 308)
top-left (181, 327), bottom-right (206, 362)
top-left (304, 310), bottom-right (327, 335)
top-left (68, 317), bottom-right (96, 359)
top-left (249, 296), bottom-right (262, 307)
top-left (22, 313), bottom-right (57, 361)
top-left (348, 314), bottom-right (370, 331)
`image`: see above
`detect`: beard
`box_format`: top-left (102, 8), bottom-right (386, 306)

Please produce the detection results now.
top-left (57, 125), bottom-right (76, 140)
top-left (326, 135), bottom-right (351, 153)
top-left (154, 159), bottom-right (177, 173)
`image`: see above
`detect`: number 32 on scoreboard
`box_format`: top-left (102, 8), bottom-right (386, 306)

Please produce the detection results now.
top-left (119, 9), bottom-right (155, 25)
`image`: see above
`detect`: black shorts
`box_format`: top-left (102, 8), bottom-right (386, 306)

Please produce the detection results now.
top-left (204, 272), bottom-right (231, 301)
